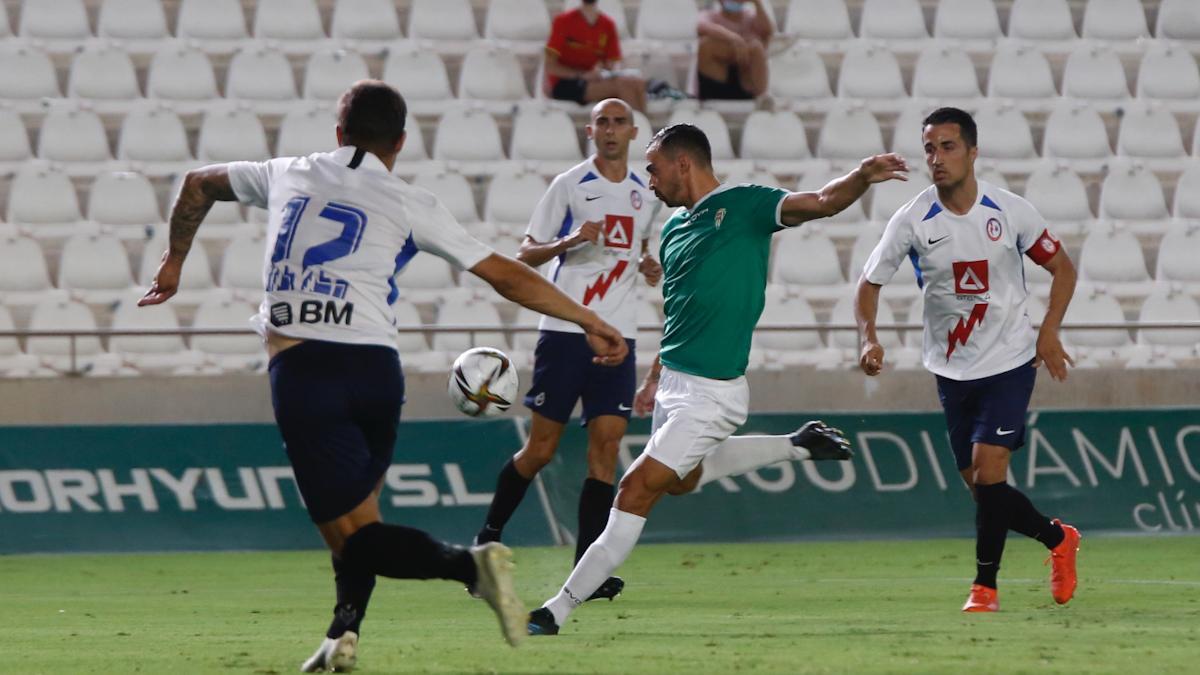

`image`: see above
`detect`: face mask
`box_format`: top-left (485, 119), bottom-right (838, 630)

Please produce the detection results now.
top-left (721, 0), bottom-right (744, 12)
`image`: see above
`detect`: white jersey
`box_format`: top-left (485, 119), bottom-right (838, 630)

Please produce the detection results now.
top-left (527, 158), bottom-right (659, 339)
top-left (863, 180), bottom-right (1061, 381)
top-left (227, 146), bottom-right (492, 350)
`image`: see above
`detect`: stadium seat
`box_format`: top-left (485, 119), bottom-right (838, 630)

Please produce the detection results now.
top-left (1136, 45), bottom-right (1200, 105)
top-left (798, 165), bottom-right (867, 227)
top-left (146, 47), bottom-right (219, 108)
top-left (58, 231), bottom-right (136, 305)
top-left (1078, 225), bottom-right (1152, 298)
top-left (226, 48), bottom-right (298, 108)
top-left (7, 163), bottom-right (84, 238)
top-left (88, 171), bottom-right (161, 229)
top-left (1081, 0), bottom-right (1149, 41)
top-left (1156, 224), bottom-right (1200, 286)
top-left (868, 176), bottom-right (931, 223)
top-left (331, 0), bottom-right (401, 41)
top-left (408, 0), bottom-right (478, 42)
top-left (1042, 104), bottom-right (1112, 169)
top-left (510, 107), bottom-right (582, 169)
top-left (67, 45), bottom-right (142, 107)
top-left (97, 0), bottom-right (169, 42)
top-left (847, 224), bottom-right (882, 279)
top-left (276, 107), bottom-right (337, 157)
top-left (1098, 162), bottom-right (1169, 224)
top-left (1062, 287), bottom-right (1133, 365)
top-left (1156, 0), bottom-right (1200, 41)
top-left (432, 108), bottom-right (505, 170)
top-left (768, 46), bottom-right (833, 104)
top-left (393, 123), bottom-right (430, 167)
top-left (0, 305), bottom-right (43, 376)
top-left (771, 228), bottom-right (844, 300)
top-left (1116, 105), bottom-right (1187, 167)
top-left (381, 47), bottom-right (454, 115)
top-left (1022, 164), bottom-right (1092, 233)
top-left (219, 232), bottom-right (267, 291)
top-left (0, 2), bottom-right (9, 37)
top-left (564, 0), bottom-right (631, 39)
top-left (0, 45), bottom-right (60, 105)
top-left (0, 108), bottom-right (31, 172)
top-left (37, 107), bottom-right (111, 167)
top-left (987, 46), bottom-right (1058, 104)
top-left (396, 254), bottom-right (465, 306)
top-left (412, 171), bottom-right (480, 224)
top-left (974, 104), bottom-right (1037, 170)
top-left (934, 0), bottom-right (1002, 40)
top-left (191, 295), bottom-right (263, 373)
top-left (816, 105), bottom-right (884, 161)
top-left (859, 0), bottom-right (928, 40)
top-left (1172, 164), bottom-right (1200, 219)
top-left (177, 0), bottom-right (248, 42)
top-left (254, 0), bottom-right (325, 42)
top-left (1133, 288), bottom-right (1200, 362)
top-left (1062, 46), bottom-right (1129, 100)
top-left (891, 102), bottom-right (935, 161)
top-left (1023, 254), bottom-right (1053, 297)
top-left (19, 0), bottom-right (90, 42)
top-left (756, 297), bottom-right (826, 367)
top-left (303, 49), bottom-right (370, 100)
top-left (458, 45), bottom-right (528, 106)
top-left (1007, 0), bottom-right (1077, 41)
top-left (506, 306), bottom-right (541, 367)
top-left (912, 45), bottom-right (980, 100)
top-left (197, 105), bottom-right (271, 162)
top-left (666, 108), bottom-right (736, 161)
top-left (829, 293), bottom-right (900, 351)
top-left (26, 298), bottom-right (118, 375)
top-left (740, 111), bottom-right (811, 175)
top-left (117, 107), bottom-right (194, 174)
top-left (634, 299), bottom-right (662, 363)
top-left (0, 235), bottom-right (58, 307)
top-left (636, 0), bottom-right (700, 42)
top-left (484, 0), bottom-right (552, 45)
top-left (109, 296), bottom-right (203, 374)
top-left (836, 44), bottom-right (906, 101)
top-left (784, 0), bottom-right (853, 40)
top-left (484, 171), bottom-right (549, 234)
top-left (390, 300), bottom-right (428, 354)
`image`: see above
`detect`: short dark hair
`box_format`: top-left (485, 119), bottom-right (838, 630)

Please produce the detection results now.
top-left (649, 123), bottom-right (712, 167)
top-left (337, 80), bottom-right (407, 151)
top-left (922, 107), bottom-right (977, 147)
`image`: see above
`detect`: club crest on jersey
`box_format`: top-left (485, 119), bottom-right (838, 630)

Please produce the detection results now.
top-left (986, 218), bottom-right (1002, 241)
top-left (630, 189), bottom-right (642, 210)
top-left (603, 214), bottom-right (634, 249)
top-left (715, 208), bottom-right (726, 228)
top-left (953, 260), bottom-right (989, 295)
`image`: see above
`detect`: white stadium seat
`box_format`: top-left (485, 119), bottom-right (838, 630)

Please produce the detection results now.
top-left (1042, 104), bottom-right (1112, 165)
top-left (485, 0), bottom-right (552, 43)
top-left (58, 231), bottom-right (136, 304)
top-left (412, 172), bottom-right (479, 224)
top-left (768, 46), bottom-right (833, 102)
top-left (1157, 0), bottom-right (1200, 41)
top-left (226, 48), bottom-right (297, 103)
top-left (7, 163), bottom-right (83, 237)
top-left (784, 0), bottom-right (853, 40)
top-left (331, 0), bottom-right (401, 41)
top-left (458, 45), bottom-right (528, 104)
top-left (1022, 165), bottom-right (1092, 229)
top-left (19, 0), bottom-right (90, 41)
top-left (191, 296), bottom-right (263, 372)
top-left (848, 226), bottom-right (885, 281)
top-left (484, 171), bottom-right (549, 230)
top-left (816, 105), bottom-right (884, 161)
top-left (68, 46), bottom-right (141, 103)
top-left (934, 0), bottom-right (1002, 40)
top-left (868, 177), bottom-right (930, 223)
top-left (393, 124), bottom-right (430, 165)
top-left (740, 111), bottom-right (811, 174)
top-left (197, 106), bottom-right (271, 162)
top-left (146, 47), bottom-right (219, 104)
top-left (1062, 288), bottom-right (1132, 363)
top-left (0, 45), bottom-right (59, 102)
top-left (1116, 105), bottom-right (1186, 163)
top-left (974, 104), bottom-right (1037, 164)
top-left (666, 109), bottom-right (735, 160)
top-left (859, 0), bottom-right (927, 40)
top-left (912, 45), bottom-right (980, 100)
top-left (771, 229), bottom-right (844, 295)
top-left (637, 0), bottom-right (700, 41)
top-left (109, 297), bottom-right (203, 373)
top-left (1172, 165), bottom-right (1200, 219)
top-left (1008, 0), bottom-right (1077, 41)
top-left (1062, 47), bottom-right (1129, 100)
top-left (303, 49), bottom-right (370, 100)
top-left (756, 297), bottom-right (826, 366)
top-left (276, 107), bottom-right (338, 157)
top-left (98, 0), bottom-right (168, 41)
top-left (891, 103), bottom-right (935, 161)
top-left (382, 47), bottom-right (454, 114)
top-left (177, 0), bottom-right (248, 41)
top-left (0, 305), bottom-right (42, 376)
top-left (1136, 45), bottom-right (1200, 102)
top-left (635, 300), bottom-right (662, 361)
top-left (432, 109), bottom-right (505, 165)
top-left (837, 44), bottom-right (905, 100)
top-left (254, 0), bottom-right (325, 41)
top-left (510, 107), bottom-right (582, 164)
top-left (391, 300), bottom-right (428, 354)
top-left (408, 0), bottom-right (478, 41)
top-left (1078, 225), bottom-right (1151, 290)
top-left (1081, 0), bottom-right (1149, 41)
top-left (38, 107), bottom-right (111, 165)
top-left (0, 3), bottom-right (9, 37)
top-left (0, 108), bottom-right (31, 170)
top-left (1098, 163), bottom-right (1168, 222)
top-left (117, 107), bottom-right (193, 169)
top-left (830, 294), bottom-right (900, 350)
top-left (0, 235), bottom-right (56, 306)
top-left (432, 300), bottom-right (507, 353)
top-left (1156, 225), bottom-right (1200, 285)
top-left (394, 253), bottom-right (459, 304)
top-left (26, 299), bottom-right (116, 375)
top-left (1136, 289), bottom-right (1200, 359)
top-left (88, 171), bottom-right (161, 227)
top-left (988, 46), bottom-right (1057, 102)
top-left (219, 232), bottom-right (266, 291)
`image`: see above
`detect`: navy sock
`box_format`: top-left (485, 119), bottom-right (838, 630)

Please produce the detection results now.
top-left (575, 478), bottom-right (615, 564)
top-left (477, 458), bottom-right (532, 544)
top-left (326, 553), bottom-right (376, 639)
top-left (997, 482), bottom-right (1065, 549)
top-left (974, 482), bottom-right (1009, 589)
top-left (342, 522), bottom-right (477, 586)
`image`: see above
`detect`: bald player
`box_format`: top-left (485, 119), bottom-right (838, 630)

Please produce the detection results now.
top-left (474, 99), bottom-right (662, 602)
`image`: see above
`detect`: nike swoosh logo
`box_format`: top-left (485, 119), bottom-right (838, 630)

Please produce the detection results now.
top-left (617, 403), bottom-right (632, 411)
top-left (928, 235), bottom-right (951, 246)
top-left (996, 427), bottom-right (1016, 436)
top-left (585, 195), bottom-right (603, 201)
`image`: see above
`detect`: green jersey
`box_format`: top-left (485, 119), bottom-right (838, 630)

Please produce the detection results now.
top-left (658, 183), bottom-right (790, 380)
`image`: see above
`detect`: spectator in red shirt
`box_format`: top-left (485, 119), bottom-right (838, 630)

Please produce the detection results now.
top-left (545, 0), bottom-right (647, 112)
top-left (697, 0), bottom-right (774, 100)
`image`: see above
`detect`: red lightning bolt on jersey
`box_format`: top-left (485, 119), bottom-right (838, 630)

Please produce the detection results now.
top-left (946, 303), bottom-right (988, 360)
top-left (582, 259), bottom-right (628, 306)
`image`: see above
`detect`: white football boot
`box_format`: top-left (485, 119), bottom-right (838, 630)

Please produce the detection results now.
top-left (300, 630), bottom-right (358, 672)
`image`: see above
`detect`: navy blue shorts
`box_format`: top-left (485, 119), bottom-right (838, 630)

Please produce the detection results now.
top-left (524, 330), bottom-right (636, 426)
top-left (268, 340), bottom-right (404, 524)
top-left (936, 359), bottom-right (1037, 472)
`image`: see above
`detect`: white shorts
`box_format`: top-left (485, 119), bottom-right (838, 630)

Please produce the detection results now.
top-left (642, 367), bottom-right (749, 479)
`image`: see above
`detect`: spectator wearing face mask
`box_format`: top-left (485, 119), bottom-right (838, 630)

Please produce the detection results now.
top-left (696, 0), bottom-right (774, 100)
top-left (545, 0), bottom-right (648, 112)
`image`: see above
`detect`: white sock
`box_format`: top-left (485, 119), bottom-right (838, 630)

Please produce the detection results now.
top-left (543, 508), bottom-right (645, 625)
top-left (696, 435), bottom-right (796, 487)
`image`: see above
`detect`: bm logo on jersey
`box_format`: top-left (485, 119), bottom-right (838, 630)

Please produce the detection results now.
top-left (603, 214), bottom-right (634, 249)
top-left (952, 260), bottom-right (989, 295)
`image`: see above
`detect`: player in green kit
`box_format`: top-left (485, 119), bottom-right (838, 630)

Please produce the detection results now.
top-left (528, 124), bottom-right (910, 634)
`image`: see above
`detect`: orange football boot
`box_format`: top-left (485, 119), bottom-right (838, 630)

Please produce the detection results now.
top-left (961, 584), bottom-right (999, 612)
top-left (1046, 519), bottom-right (1081, 604)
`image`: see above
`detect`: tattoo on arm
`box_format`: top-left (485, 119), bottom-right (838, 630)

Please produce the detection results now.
top-left (167, 165), bottom-right (236, 259)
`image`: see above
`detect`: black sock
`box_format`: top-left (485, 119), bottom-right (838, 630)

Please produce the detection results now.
top-left (477, 458), bottom-right (532, 543)
top-left (326, 553), bottom-right (376, 639)
top-left (998, 482), bottom-right (1065, 549)
top-left (342, 522), bottom-right (477, 586)
top-left (974, 482), bottom-right (1009, 589)
top-left (575, 478), bottom-right (614, 564)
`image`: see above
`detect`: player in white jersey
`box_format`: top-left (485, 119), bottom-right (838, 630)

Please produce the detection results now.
top-left (855, 107), bottom-right (1081, 613)
top-left (474, 99), bottom-right (660, 602)
top-left (138, 81), bottom-right (628, 669)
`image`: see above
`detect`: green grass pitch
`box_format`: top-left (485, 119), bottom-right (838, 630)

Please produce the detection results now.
top-left (5, 536), bottom-right (1198, 674)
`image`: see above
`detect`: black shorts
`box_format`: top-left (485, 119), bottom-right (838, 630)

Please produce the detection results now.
top-left (523, 330), bottom-right (636, 426)
top-left (698, 66), bottom-right (753, 100)
top-left (936, 359), bottom-right (1037, 472)
top-left (551, 77), bottom-right (589, 104)
top-left (268, 340), bottom-right (405, 523)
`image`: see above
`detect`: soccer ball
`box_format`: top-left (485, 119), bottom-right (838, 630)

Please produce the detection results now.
top-left (448, 347), bottom-right (519, 417)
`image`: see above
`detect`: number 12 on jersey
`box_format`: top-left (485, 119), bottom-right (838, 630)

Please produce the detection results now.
top-left (267, 195), bottom-right (368, 300)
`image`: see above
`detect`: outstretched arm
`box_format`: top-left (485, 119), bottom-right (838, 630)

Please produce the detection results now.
top-left (779, 153), bottom-right (908, 227)
top-left (139, 164), bottom-right (237, 306)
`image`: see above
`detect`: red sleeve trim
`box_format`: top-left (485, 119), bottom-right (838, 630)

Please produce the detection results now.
top-left (1025, 228), bottom-right (1060, 265)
